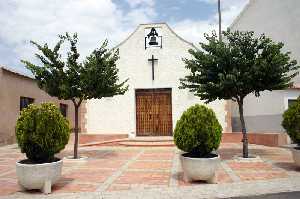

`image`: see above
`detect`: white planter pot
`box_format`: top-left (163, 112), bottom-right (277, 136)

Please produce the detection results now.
top-left (291, 147), bottom-right (300, 167)
top-left (180, 154), bottom-right (220, 183)
top-left (16, 159), bottom-right (63, 194)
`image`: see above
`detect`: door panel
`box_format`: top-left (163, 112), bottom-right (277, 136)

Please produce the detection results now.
top-left (136, 89), bottom-right (172, 136)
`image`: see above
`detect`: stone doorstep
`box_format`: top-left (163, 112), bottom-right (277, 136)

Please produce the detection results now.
top-left (79, 133), bottom-right (287, 148)
top-left (80, 137), bottom-right (175, 147)
top-left (128, 136), bottom-right (174, 141)
top-left (118, 141), bottom-right (174, 147)
top-left (79, 138), bottom-right (128, 147)
top-left (78, 134), bottom-right (128, 145)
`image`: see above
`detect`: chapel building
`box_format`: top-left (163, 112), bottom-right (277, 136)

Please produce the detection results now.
top-left (83, 23), bottom-right (229, 137)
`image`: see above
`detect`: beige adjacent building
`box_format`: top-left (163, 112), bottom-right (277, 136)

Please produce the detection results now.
top-left (0, 66), bottom-right (79, 145)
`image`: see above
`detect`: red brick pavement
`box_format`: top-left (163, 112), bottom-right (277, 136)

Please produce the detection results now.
top-left (0, 179), bottom-right (20, 196)
top-left (178, 168), bottom-right (233, 186)
top-left (52, 181), bottom-right (98, 193)
top-left (0, 143), bottom-right (298, 196)
top-left (115, 171), bottom-right (170, 185)
top-left (128, 161), bottom-right (172, 170)
top-left (62, 168), bottom-right (115, 183)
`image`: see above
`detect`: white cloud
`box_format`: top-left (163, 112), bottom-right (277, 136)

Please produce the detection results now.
top-left (171, 19), bottom-right (217, 45)
top-left (0, 0), bottom-right (156, 72)
top-left (125, 0), bottom-right (155, 8)
top-left (0, 0), bottom-right (248, 73)
top-left (172, 0), bottom-right (249, 44)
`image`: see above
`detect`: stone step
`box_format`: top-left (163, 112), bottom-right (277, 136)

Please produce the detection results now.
top-left (118, 140), bottom-right (175, 147)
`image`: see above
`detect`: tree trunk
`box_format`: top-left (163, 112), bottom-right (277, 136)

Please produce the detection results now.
top-left (218, 0), bottom-right (222, 42)
top-left (74, 105), bottom-right (79, 159)
top-left (237, 99), bottom-right (249, 158)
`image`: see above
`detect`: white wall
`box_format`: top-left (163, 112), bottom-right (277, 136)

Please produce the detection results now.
top-left (232, 0), bottom-right (300, 69)
top-left (230, 0), bottom-right (300, 132)
top-left (85, 23), bottom-right (227, 135)
top-left (231, 0), bottom-right (300, 117)
top-left (231, 90), bottom-right (285, 117)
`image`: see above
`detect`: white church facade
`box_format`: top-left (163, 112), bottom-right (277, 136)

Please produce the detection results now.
top-left (83, 23), bottom-right (229, 137)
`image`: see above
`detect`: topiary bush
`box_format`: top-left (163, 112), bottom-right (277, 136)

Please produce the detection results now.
top-left (174, 104), bottom-right (222, 156)
top-left (16, 103), bottom-right (70, 163)
top-left (282, 97), bottom-right (300, 146)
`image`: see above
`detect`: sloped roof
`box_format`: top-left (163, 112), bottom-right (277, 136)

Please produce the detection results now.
top-left (114, 22), bottom-right (195, 49)
top-left (0, 65), bottom-right (34, 79)
top-left (229, 0), bottom-right (254, 29)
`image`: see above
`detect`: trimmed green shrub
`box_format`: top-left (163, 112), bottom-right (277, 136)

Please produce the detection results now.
top-left (16, 103), bottom-right (70, 163)
top-left (174, 104), bottom-right (222, 156)
top-left (282, 97), bottom-right (300, 145)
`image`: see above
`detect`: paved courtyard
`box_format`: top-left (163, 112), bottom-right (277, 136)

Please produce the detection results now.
top-left (0, 142), bottom-right (300, 198)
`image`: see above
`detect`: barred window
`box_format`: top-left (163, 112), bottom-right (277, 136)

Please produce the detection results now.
top-left (60, 103), bottom-right (68, 117)
top-left (20, 97), bottom-right (34, 111)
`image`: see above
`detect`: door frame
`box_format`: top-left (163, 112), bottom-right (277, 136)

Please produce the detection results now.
top-left (135, 88), bottom-right (173, 136)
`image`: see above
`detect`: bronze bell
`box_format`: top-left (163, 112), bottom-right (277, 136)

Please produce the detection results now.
top-left (149, 36), bottom-right (158, 45)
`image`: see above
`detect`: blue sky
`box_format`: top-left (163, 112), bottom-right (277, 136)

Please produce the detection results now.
top-left (114, 0), bottom-right (216, 22)
top-left (0, 0), bottom-right (248, 75)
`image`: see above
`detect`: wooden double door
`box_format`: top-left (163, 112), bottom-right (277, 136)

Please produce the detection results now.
top-left (136, 88), bottom-right (173, 136)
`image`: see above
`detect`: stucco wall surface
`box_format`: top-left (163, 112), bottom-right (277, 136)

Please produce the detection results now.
top-left (0, 68), bottom-right (77, 145)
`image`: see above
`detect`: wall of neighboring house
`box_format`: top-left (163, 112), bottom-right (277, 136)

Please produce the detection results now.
top-left (0, 67), bottom-right (79, 145)
top-left (230, 0), bottom-right (300, 133)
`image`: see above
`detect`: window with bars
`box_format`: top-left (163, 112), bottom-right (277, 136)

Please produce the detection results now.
top-left (20, 97), bottom-right (34, 111)
top-left (60, 103), bottom-right (68, 117)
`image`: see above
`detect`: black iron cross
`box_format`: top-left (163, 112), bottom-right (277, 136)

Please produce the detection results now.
top-left (148, 55), bottom-right (158, 80)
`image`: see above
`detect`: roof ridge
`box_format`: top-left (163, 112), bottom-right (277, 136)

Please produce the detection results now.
top-left (229, 0), bottom-right (255, 29)
top-left (0, 65), bottom-right (34, 79)
top-left (114, 22), bottom-right (196, 49)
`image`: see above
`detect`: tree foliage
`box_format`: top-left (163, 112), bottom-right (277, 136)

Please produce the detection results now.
top-left (180, 30), bottom-right (299, 157)
top-left (282, 97), bottom-right (300, 145)
top-left (22, 33), bottom-right (128, 102)
top-left (21, 33), bottom-right (128, 158)
top-left (181, 30), bottom-right (298, 102)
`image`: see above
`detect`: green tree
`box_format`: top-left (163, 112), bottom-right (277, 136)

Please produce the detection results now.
top-left (180, 30), bottom-right (299, 158)
top-left (22, 33), bottom-right (128, 159)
